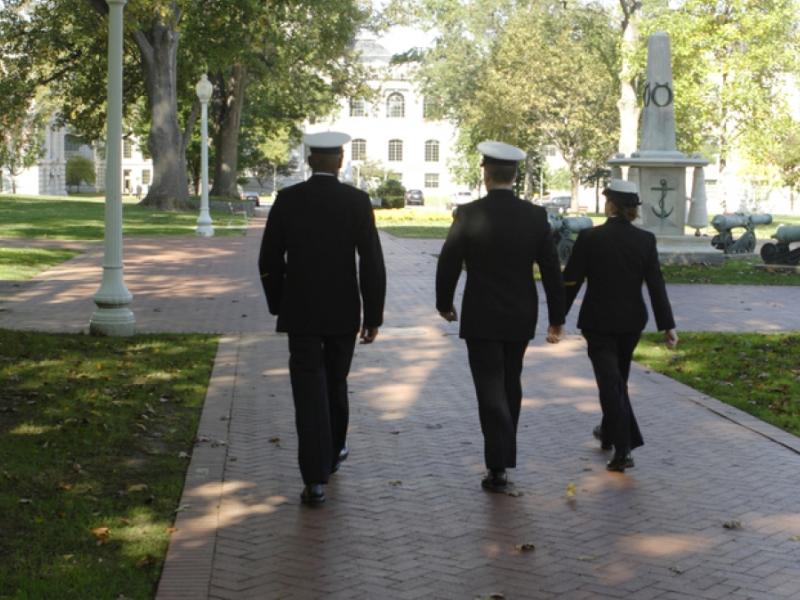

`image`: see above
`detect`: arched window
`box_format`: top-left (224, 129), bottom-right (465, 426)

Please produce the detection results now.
top-left (424, 140), bottom-right (440, 162)
top-left (388, 139), bottom-right (403, 162)
top-left (386, 93), bottom-right (405, 118)
top-left (351, 139), bottom-right (367, 161)
top-left (349, 98), bottom-right (366, 117)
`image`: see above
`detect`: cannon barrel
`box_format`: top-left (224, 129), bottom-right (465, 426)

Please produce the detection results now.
top-left (748, 214), bottom-right (773, 226)
top-left (773, 225), bottom-right (800, 244)
top-left (711, 214), bottom-right (748, 231)
top-left (562, 216), bottom-right (594, 233)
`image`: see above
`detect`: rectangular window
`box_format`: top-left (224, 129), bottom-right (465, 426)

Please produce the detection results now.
top-left (425, 141), bottom-right (440, 162)
top-left (123, 139), bottom-right (133, 159)
top-left (350, 99), bottom-right (366, 117)
top-left (388, 140), bottom-right (403, 162)
top-left (424, 173), bottom-right (439, 189)
top-left (351, 139), bottom-right (366, 161)
top-left (142, 169), bottom-right (151, 185)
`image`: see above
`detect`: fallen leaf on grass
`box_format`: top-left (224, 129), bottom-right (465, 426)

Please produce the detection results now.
top-left (91, 527), bottom-right (110, 545)
top-left (505, 489), bottom-right (524, 497)
top-left (127, 484), bottom-right (148, 493)
top-left (136, 554), bottom-right (157, 569)
top-left (178, 451), bottom-right (190, 459)
top-left (18, 498), bottom-right (32, 504)
top-left (268, 437), bottom-right (281, 445)
top-left (514, 542), bottom-right (535, 552)
top-left (175, 504), bottom-right (191, 513)
top-left (722, 520), bottom-right (742, 530)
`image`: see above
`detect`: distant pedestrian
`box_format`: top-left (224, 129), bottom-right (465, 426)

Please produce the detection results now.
top-left (562, 179), bottom-right (678, 472)
top-left (436, 140), bottom-right (565, 493)
top-left (135, 183), bottom-right (142, 201)
top-left (258, 131), bottom-right (386, 505)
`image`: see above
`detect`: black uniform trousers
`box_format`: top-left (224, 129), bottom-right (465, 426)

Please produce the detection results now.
top-left (288, 333), bottom-right (357, 485)
top-left (466, 339), bottom-right (528, 470)
top-left (583, 331), bottom-right (644, 453)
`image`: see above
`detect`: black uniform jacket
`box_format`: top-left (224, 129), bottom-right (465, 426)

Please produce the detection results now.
top-left (563, 216), bottom-right (675, 333)
top-left (436, 189), bottom-right (565, 341)
top-left (258, 174), bottom-right (386, 335)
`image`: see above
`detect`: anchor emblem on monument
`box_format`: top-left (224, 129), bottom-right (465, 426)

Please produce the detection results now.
top-left (651, 178), bottom-right (675, 220)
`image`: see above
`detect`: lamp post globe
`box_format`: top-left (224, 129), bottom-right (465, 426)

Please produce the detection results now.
top-left (196, 73), bottom-right (214, 237)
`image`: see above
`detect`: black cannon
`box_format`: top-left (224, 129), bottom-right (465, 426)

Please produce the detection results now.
top-left (710, 213), bottom-right (772, 254)
top-left (760, 225), bottom-right (800, 266)
top-left (548, 214), bottom-right (594, 263)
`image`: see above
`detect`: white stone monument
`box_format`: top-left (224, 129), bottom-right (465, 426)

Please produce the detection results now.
top-left (609, 32), bottom-right (709, 237)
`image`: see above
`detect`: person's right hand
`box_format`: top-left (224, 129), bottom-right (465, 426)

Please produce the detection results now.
top-left (439, 307), bottom-right (458, 322)
top-left (664, 328), bottom-right (679, 348)
top-left (360, 326), bottom-right (379, 344)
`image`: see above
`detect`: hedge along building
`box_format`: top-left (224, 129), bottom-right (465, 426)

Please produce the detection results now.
top-left (296, 39), bottom-right (462, 204)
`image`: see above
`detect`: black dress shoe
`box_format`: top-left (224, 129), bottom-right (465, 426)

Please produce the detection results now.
top-left (481, 469), bottom-right (508, 493)
top-left (593, 425), bottom-right (613, 450)
top-left (606, 452), bottom-right (634, 472)
top-left (300, 484), bottom-right (325, 505)
top-left (331, 446), bottom-right (349, 474)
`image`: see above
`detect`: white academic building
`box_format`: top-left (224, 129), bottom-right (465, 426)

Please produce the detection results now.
top-left (0, 116), bottom-right (154, 198)
top-left (297, 40), bottom-right (464, 202)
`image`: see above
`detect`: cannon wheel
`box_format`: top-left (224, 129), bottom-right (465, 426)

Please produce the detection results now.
top-left (760, 242), bottom-right (779, 264)
top-left (557, 238), bottom-right (574, 264)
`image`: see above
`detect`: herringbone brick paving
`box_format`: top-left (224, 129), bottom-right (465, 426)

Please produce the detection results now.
top-left (2, 220), bottom-right (799, 598)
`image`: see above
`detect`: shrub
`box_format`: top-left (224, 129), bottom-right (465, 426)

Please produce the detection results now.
top-left (65, 155), bottom-right (96, 192)
top-left (375, 179), bottom-right (405, 209)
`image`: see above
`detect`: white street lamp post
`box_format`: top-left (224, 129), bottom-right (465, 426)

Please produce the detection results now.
top-left (195, 74), bottom-right (214, 236)
top-left (89, 0), bottom-right (135, 336)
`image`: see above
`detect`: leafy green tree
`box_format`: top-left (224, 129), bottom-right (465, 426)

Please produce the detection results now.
top-left (65, 155), bottom-right (96, 192)
top-left (0, 102), bottom-right (46, 194)
top-left (642, 0), bottom-right (800, 174)
top-left (356, 160), bottom-right (400, 195)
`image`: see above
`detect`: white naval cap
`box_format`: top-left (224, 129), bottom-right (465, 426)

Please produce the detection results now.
top-left (302, 131), bottom-right (351, 154)
top-left (603, 178), bottom-right (641, 206)
top-left (477, 140), bottom-right (526, 165)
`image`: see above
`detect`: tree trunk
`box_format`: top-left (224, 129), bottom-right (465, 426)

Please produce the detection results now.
top-left (570, 172), bottom-right (580, 211)
top-left (134, 23), bottom-right (190, 210)
top-left (210, 64), bottom-right (247, 198)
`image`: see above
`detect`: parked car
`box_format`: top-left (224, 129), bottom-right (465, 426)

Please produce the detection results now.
top-left (405, 189), bottom-right (424, 206)
top-left (448, 190), bottom-right (474, 217)
top-left (244, 193), bottom-right (260, 206)
top-left (540, 195), bottom-right (571, 214)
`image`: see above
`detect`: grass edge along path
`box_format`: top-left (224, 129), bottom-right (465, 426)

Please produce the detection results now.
top-left (0, 195), bottom-right (247, 240)
top-left (0, 247), bottom-right (82, 280)
top-left (636, 332), bottom-right (800, 438)
top-left (0, 330), bottom-right (219, 600)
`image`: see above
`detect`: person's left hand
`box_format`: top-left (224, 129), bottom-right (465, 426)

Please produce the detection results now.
top-left (439, 307), bottom-right (458, 322)
top-left (360, 326), bottom-right (379, 344)
top-left (546, 324), bottom-right (563, 344)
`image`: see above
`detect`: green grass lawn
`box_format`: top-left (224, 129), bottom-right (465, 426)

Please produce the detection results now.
top-left (661, 255), bottom-right (800, 285)
top-left (635, 332), bottom-right (800, 437)
top-left (0, 247), bottom-right (81, 280)
top-left (376, 207), bottom-right (454, 239)
top-left (0, 195), bottom-right (247, 240)
top-left (0, 330), bottom-right (218, 599)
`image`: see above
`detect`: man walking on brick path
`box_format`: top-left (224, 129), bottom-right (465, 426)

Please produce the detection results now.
top-left (258, 131), bottom-right (386, 506)
top-left (563, 179), bottom-right (677, 473)
top-left (436, 140), bottom-right (566, 493)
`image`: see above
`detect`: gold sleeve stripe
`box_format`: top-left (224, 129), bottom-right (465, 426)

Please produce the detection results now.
top-left (564, 281), bottom-right (579, 286)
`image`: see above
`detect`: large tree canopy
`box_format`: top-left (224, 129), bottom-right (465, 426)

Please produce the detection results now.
top-left (0, 0), bottom-right (369, 207)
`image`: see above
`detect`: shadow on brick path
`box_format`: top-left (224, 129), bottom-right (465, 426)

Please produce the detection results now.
top-left (2, 223), bottom-right (798, 598)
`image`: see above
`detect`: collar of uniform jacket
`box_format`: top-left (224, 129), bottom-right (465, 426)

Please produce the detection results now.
top-left (607, 215), bottom-right (631, 225)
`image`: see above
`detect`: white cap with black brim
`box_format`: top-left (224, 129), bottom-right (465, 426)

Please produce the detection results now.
top-left (477, 140), bottom-right (526, 166)
top-left (303, 131), bottom-right (351, 154)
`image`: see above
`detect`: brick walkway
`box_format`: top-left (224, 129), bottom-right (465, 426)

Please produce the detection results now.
top-left (2, 224), bottom-right (800, 599)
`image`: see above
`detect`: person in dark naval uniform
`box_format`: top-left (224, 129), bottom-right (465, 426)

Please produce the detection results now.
top-left (258, 131), bottom-right (386, 505)
top-left (562, 179), bottom-right (678, 472)
top-left (436, 140), bottom-right (566, 493)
